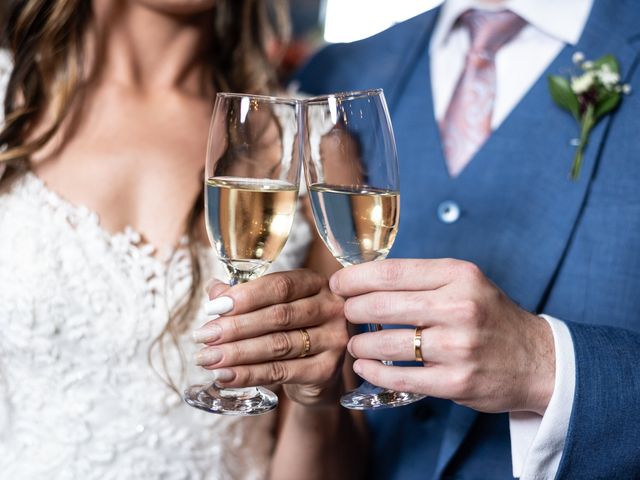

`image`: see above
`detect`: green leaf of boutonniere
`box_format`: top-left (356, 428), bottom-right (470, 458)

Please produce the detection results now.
top-left (548, 75), bottom-right (580, 121)
top-left (594, 91), bottom-right (621, 120)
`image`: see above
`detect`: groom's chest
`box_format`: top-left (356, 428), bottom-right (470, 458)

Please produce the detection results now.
top-left (388, 48), bottom-right (640, 327)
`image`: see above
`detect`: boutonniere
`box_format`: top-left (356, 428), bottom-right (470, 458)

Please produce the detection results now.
top-left (548, 53), bottom-right (631, 180)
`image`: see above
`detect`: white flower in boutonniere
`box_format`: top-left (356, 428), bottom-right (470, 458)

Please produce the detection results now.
top-left (570, 71), bottom-right (596, 94)
top-left (548, 53), bottom-right (631, 180)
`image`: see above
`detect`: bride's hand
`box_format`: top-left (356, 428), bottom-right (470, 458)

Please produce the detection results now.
top-left (192, 269), bottom-right (348, 407)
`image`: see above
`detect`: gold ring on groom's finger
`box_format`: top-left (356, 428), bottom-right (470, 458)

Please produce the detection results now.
top-left (414, 328), bottom-right (424, 363)
top-left (298, 328), bottom-right (311, 358)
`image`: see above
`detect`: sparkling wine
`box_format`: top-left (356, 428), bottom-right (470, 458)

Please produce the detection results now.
top-left (309, 184), bottom-right (399, 266)
top-left (206, 176), bottom-right (298, 281)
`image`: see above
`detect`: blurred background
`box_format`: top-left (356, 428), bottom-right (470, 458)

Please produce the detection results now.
top-left (282, 0), bottom-right (440, 78)
top-left (291, 0), bottom-right (440, 43)
top-left (0, 0), bottom-right (441, 79)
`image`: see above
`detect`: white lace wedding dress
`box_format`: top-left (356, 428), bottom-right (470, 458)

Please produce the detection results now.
top-left (0, 51), bottom-right (313, 479)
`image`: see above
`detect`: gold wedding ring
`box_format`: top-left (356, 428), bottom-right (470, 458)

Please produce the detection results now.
top-left (298, 328), bottom-right (311, 358)
top-left (414, 327), bottom-right (424, 363)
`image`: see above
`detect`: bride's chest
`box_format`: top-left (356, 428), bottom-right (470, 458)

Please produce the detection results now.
top-left (0, 187), bottom-right (202, 369)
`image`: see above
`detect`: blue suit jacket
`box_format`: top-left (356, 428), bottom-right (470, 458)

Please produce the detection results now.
top-left (297, 1), bottom-right (640, 478)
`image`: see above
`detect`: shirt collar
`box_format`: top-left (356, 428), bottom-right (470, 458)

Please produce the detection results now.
top-left (431, 0), bottom-right (594, 51)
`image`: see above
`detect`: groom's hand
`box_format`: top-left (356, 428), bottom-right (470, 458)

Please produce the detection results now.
top-left (330, 259), bottom-right (555, 415)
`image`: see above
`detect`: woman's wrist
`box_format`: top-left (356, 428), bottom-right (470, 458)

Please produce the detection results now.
top-left (283, 376), bottom-right (346, 409)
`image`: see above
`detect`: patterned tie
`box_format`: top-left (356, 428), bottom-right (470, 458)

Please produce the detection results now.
top-left (440, 9), bottom-right (526, 177)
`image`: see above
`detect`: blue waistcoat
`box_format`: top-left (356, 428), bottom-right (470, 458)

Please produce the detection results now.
top-left (296, 0), bottom-right (640, 478)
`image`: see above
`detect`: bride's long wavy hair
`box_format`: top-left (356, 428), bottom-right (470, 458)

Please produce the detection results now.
top-left (0, 0), bottom-right (290, 392)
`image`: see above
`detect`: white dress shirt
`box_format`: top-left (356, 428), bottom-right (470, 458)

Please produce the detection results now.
top-left (430, 0), bottom-right (593, 478)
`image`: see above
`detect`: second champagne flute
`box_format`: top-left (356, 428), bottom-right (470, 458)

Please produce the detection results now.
top-left (303, 89), bottom-right (426, 410)
top-left (184, 93), bottom-right (301, 415)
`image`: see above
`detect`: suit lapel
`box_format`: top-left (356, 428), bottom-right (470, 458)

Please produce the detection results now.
top-left (430, 1), bottom-right (640, 477)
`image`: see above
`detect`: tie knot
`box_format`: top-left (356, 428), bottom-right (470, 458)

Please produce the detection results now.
top-left (460, 9), bottom-right (525, 57)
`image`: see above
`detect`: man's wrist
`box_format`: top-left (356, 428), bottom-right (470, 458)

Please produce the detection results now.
top-left (510, 315), bottom-right (576, 478)
top-left (524, 313), bottom-right (556, 415)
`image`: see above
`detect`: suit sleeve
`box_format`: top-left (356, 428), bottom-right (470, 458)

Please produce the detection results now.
top-left (555, 322), bottom-right (640, 478)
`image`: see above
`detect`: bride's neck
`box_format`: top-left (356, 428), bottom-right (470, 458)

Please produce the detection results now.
top-left (88, 2), bottom-right (215, 98)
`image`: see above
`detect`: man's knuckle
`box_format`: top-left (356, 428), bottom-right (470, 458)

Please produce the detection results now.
top-left (371, 294), bottom-right (392, 319)
top-left (379, 261), bottom-right (403, 285)
top-left (459, 299), bottom-right (482, 321)
top-left (457, 332), bottom-right (480, 360)
top-left (379, 335), bottom-right (400, 358)
top-left (390, 375), bottom-right (411, 392)
top-left (411, 291), bottom-right (431, 310)
top-left (441, 258), bottom-right (459, 272)
top-left (451, 369), bottom-right (474, 397)
top-left (458, 261), bottom-right (483, 282)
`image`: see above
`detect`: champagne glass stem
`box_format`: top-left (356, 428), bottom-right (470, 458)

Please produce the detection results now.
top-left (184, 272), bottom-right (279, 415)
top-left (216, 275), bottom-right (259, 398)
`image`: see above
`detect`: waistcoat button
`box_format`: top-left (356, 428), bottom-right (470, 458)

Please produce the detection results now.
top-left (437, 201), bottom-right (460, 224)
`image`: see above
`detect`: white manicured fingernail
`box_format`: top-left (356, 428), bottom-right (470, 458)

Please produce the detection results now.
top-left (205, 296), bottom-right (234, 316)
top-left (192, 324), bottom-right (222, 343)
top-left (210, 368), bottom-right (235, 383)
top-left (195, 349), bottom-right (223, 366)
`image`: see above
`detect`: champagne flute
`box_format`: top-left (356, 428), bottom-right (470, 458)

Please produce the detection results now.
top-left (185, 93), bottom-right (301, 415)
top-left (302, 89), bottom-right (426, 410)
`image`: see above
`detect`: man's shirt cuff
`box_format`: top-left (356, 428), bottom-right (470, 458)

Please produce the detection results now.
top-left (509, 315), bottom-right (576, 479)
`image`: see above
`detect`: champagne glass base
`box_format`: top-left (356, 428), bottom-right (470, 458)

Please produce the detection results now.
top-left (184, 384), bottom-right (278, 416)
top-left (340, 381), bottom-right (426, 410)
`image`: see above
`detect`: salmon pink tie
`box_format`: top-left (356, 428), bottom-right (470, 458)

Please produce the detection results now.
top-left (440, 9), bottom-right (525, 177)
